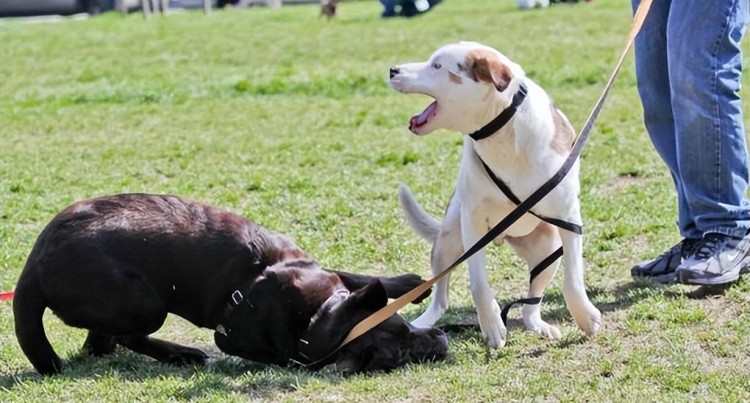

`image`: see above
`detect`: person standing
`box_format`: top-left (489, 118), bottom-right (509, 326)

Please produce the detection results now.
top-left (630, 0), bottom-right (750, 285)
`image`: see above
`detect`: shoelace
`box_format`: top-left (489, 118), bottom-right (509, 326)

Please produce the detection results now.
top-left (680, 238), bottom-right (701, 259)
top-left (691, 234), bottom-right (729, 261)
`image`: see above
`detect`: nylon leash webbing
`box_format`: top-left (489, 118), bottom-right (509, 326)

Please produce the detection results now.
top-left (479, 159), bottom-right (583, 235)
top-left (298, 0), bottom-right (653, 368)
top-left (499, 246), bottom-right (563, 324)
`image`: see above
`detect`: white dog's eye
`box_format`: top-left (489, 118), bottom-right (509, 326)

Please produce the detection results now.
top-left (432, 62), bottom-right (442, 70)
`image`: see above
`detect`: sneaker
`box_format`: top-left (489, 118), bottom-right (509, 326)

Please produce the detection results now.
top-left (631, 239), bottom-right (700, 284)
top-left (676, 232), bottom-right (750, 285)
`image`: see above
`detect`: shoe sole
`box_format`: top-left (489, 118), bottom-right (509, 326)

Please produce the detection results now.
top-left (678, 259), bottom-right (750, 286)
top-left (680, 270), bottom-right (741, 286)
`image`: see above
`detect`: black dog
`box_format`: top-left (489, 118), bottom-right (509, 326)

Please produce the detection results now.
top-left (13, 194), bottom-right (448, 375)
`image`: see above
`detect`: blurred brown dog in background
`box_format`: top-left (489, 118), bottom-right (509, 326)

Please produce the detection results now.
top-left (320, 0), bottom-right (340, 18)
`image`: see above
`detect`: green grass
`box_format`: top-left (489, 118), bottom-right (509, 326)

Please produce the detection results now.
top-left (2, 0), bottom-right (750, 400)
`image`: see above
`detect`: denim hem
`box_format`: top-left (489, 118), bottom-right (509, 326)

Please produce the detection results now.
top-left (703, 227), bottom-right (749, 239)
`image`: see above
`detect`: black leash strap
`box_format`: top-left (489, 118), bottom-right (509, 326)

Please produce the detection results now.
top-left (499, 247), bottom-right (563, 325)
top-left (479, 159), bottom-right (583, 235)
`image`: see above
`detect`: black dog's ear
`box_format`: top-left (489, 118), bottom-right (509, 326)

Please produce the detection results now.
top-left (299, 280), bottom-right (388, 365)
top-left (378, 273), bottom-right (431, 303)
top-left (344, 280), bottom-right (388, 313)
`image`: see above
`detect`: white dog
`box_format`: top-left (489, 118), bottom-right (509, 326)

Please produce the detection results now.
top-left (388, 42), bottom-right (601, 347)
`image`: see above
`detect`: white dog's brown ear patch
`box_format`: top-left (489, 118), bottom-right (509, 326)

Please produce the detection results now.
top-left (465, 49), bottom-right (513, 92)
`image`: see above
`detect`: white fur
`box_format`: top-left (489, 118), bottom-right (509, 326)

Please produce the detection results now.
top-left (390, 42), bottom-right (601, 347)
top-left (517, 0), bottom-right (550, 9)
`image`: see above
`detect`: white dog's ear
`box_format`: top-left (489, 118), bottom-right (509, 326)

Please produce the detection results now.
top-left (465, 49), bottom-right (512, 92)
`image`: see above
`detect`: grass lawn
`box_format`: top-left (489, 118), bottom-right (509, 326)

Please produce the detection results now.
top-left (2, 0), bottom-right (750, 400)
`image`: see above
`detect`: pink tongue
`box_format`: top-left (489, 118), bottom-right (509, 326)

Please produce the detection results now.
top-left (410, 101), bottom-right (437, 129)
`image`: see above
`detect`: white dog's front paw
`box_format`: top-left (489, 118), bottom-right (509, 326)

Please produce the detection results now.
top-left (477, 302), bottom-right (507, 348)
top-left (574, 305), bottom-right (603, 336)
top-left (481, 321), bottom-right (507, 348)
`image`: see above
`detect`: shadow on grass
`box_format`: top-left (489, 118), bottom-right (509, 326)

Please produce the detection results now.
top-left (525, 278), bottom-right (744, 324)
top-left (434, 279), bottom-right (746, 341)
top-left (4, 281), bottom-right (740, 397)
top-left (0, 346), bottom-right (343, 399)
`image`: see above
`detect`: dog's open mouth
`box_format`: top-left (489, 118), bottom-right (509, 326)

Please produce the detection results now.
top-left (409, 100), bottom-right (438, 134)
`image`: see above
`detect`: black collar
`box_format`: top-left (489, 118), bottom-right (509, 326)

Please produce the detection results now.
top-left (291, 289), bottom-right (351, 368)
top-left (469, 83), bottom-right (528, 141)
top-left (215, 281), bottom-right (258, 337)
top-left (216, 281), bottom-right (347, 369)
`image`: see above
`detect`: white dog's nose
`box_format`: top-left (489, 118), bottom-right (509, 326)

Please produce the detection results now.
top-left (389, 67), bottom-right (401, 79)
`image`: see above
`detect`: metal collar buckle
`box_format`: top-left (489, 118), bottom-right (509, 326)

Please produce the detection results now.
top-left (230, 290), bottom-right (243, 306)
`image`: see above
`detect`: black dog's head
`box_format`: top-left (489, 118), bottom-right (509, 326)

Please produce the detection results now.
top-left (301, 280), bottom-right (449, 373)
top-left (213, 261), bottom-right (448, 372)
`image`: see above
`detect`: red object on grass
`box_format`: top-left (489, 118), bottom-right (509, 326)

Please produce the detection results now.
top-left (0, 291), bottom-right (14, 301)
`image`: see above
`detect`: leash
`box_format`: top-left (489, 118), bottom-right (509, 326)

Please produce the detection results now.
top-left (0, 291), bottom-right (14, 301)
top-left (478, 158), bottom-right (583, 236)
top-left (286, 0), bottom-right (655, 368)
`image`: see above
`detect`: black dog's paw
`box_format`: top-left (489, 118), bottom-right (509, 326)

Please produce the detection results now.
top-left (83, 333), bottom-right (117, 357)
top-left (386, 274), bottom-right (432, 304)
top-left (410, 282), bottom-right (432, 304)
top-left (165, 347), bottom-right (208, 366)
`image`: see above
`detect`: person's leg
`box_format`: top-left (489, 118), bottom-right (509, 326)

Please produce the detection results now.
top-left (668, 0), bottom-right (750, 238)
top-left (380, 0), bottom-right (397, 17)
top-left (632, 0), bottom-right (701, 237)
top-left (630, 0), bottom-right (700, 283)
top-left (668, 0), bottom-right (750, 285)
top-left (400, 0), bottom-right (418, 17)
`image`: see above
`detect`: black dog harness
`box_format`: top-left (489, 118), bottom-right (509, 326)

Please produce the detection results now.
top-left (468, 82), bottom-right (582, 325)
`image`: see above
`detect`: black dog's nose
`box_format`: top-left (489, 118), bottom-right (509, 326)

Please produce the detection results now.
top-left (389, 67), bottom-right (400, 79)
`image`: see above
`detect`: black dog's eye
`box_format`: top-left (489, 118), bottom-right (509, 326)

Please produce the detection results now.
top-left (432, 62), bottom-right (442, 70)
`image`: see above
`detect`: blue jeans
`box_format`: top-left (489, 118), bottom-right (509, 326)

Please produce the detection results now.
top-left (632, 0), bottom-right (750, 239)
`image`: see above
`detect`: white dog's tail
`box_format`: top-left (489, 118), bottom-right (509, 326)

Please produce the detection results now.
top-left (398, 183), bottom-right (441, 242)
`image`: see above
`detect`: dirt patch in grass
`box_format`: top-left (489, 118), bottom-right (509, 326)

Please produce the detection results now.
top-left (598, 172), bottom-right (648, 195)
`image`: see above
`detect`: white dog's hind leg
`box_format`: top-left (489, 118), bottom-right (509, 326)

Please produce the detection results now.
top-left (410, 272), bottom-right (449, 329)
top-left (559, 227), bottom-right (602, 336)
top-left (411, 199), bottom-right (463, 329)
top-left (507, 222), bottom-right (562, 339)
